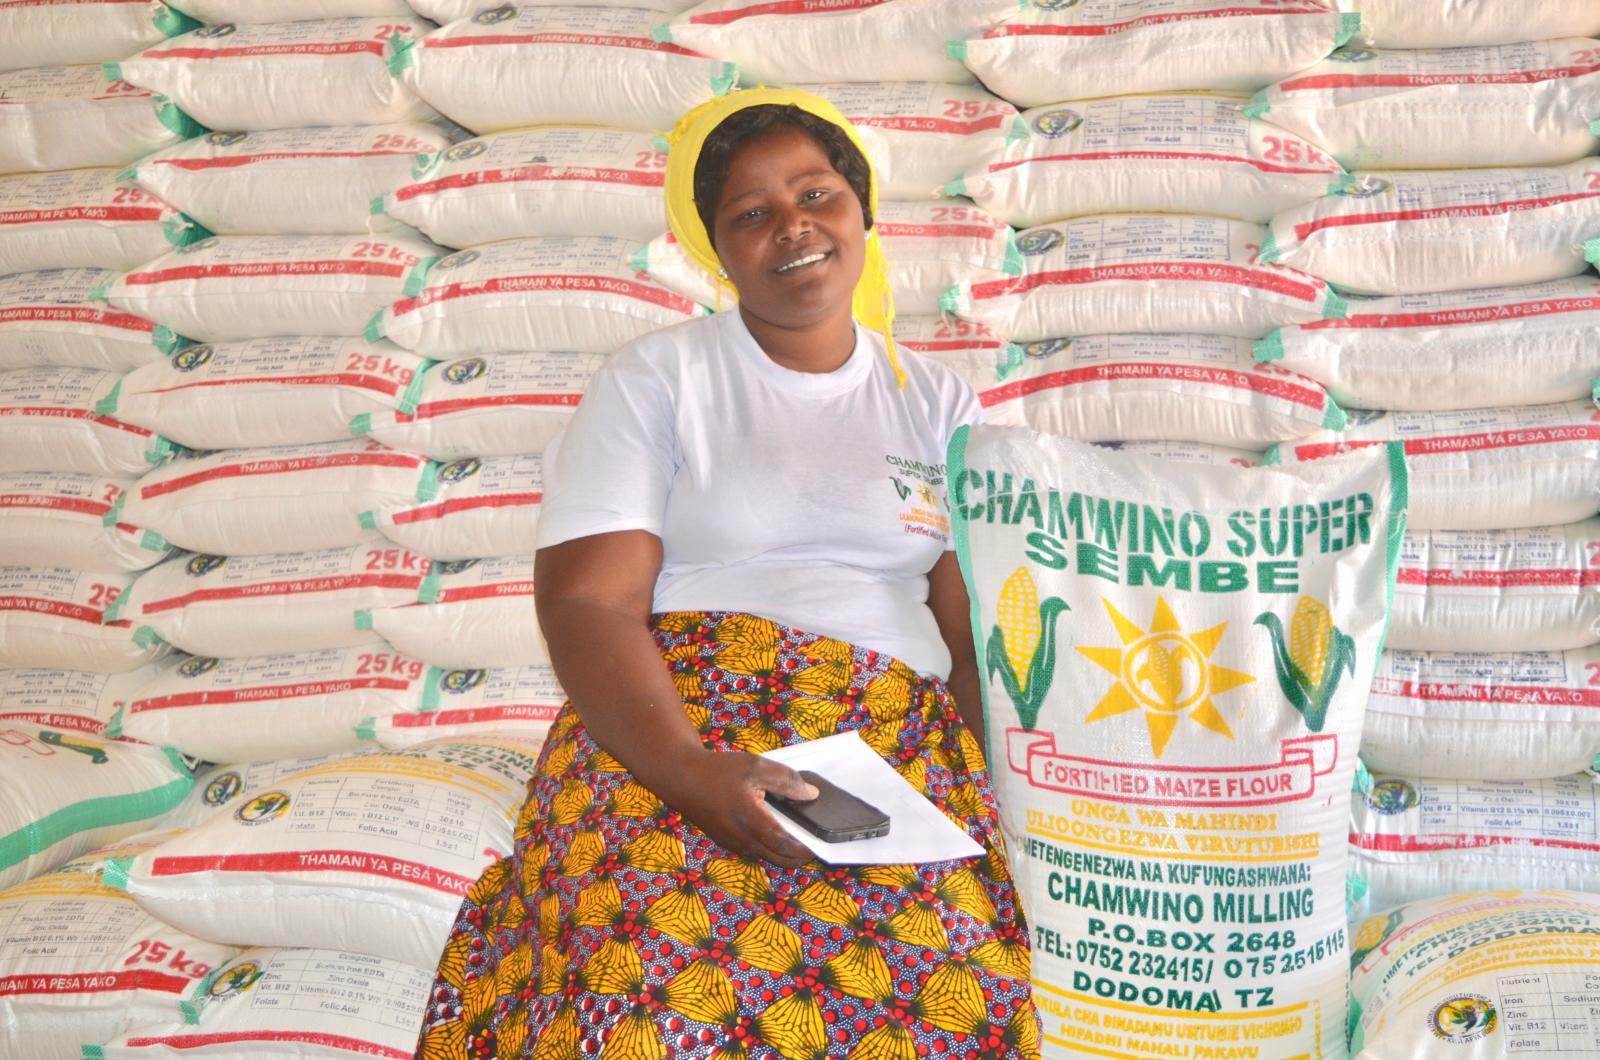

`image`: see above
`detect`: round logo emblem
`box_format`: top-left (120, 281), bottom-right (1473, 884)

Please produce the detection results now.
top-left (439, 458), bottom-right (482, 484)
top-left (1350, 910), bottom-right (1401, 965)
top-left (1345, 408), bottom-right (1387, 427)
top-left (1017, 228), bottom-right (1063, 256)
top-left (202, 770), bottom-right (244, 807)
top-left (178, 656), bottom-right (220, 679)
top-left (1031, 0), bottom-right (1081, 8)
top-left (185, 554), bottom-right (226, 578)
top-left (1024, 338), bottom-right (1071, 359)
top-left (1336, 175), bottom-right (1391, 198)
top-left (195, 23), bottom-right (236, 38)
top-left (208, 960), bottom-right (265, 999)
top-left (435, 249), bottom-right (479, 271)
top-left (1032, 109), bottom-right (1083, 139)
top-left (233, 791), bottom-right (290, 825)
top-left (1366, 779), bottom-right (1418, 815)
top-left (178, 236), bottom-right (219, 255)
top-left (205, 131), bottom-right (248, 148)
top-left (473, 4), bottom-right (515, 23)
top-left (440, 668), bottom-right (487, 695)
top-left (434, 559), bottom-right (479, 576)
top-left (1429, 995), bottom-right (1497, 1044)
top-left (442, 357), bottom-right (487, 385)
top-left (444, 141), bottom-right (488, 164)
top-left (170, 344), bottom-right (213, 372)
top-left (1329, 45), bottom-right (1377, 63)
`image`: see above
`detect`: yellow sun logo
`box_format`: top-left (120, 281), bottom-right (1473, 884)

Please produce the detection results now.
top-left (1077, 596), bottom-right (1254, 758)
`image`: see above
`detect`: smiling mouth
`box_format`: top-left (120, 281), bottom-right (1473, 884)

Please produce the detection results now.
top-left (774, 251), bottom-right (829, 274)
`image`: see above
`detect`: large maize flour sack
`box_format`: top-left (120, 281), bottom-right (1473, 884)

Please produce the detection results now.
top-left (363, 555), bottom-right (545, 668)
top-left (111, 18), bottom-right (436, 132)
top-left (0, 269), bottom-right (181, 375)
top-left (353, 352), bottom-right (598, 460)
top-left (1361, 646), bottom-right (1600, 781)
top-left (1390, 522), bottom-right (1600, 653)
top-left (366, 455), bottom-right (543, 560)
top-left (111, 545), bottom-right (430, 658)
top-left (1261, 162), bottom-right (1600, 296)
top-left (165, 0), bottom-right (413, 21)
top-left (102, 233), bottom-right (442, 343)
top-left (0, 471), bottom-right (170, 572)
top-left (1348, 890), bottom-right (1600, 1059)
top-left (371, 237), bottom-right (706, 357)
top-left (128, 124), bottom-right (458, 237)
top-left (391, 6), bottom-right (737, 136)
top-left (98, 947), bottom-right (433, 1059)
top-left (120, 439), bottom-right (433, 556)
top-left (114, 647), bottom-right (431, 763)
top-left (958, 95), bottom-right (1342, 229)
top-left (1348, 0), bottom-right (1600, 49)
top-left (0, 731), bottom-right (189, 891)
top-left (806, 80), bottom-right (1019, 202)
top-left (0, 566), bottom-right (164, 672)
top-left (362, 662), bottom-right (563, 749)
top-left (950, 425), bottom-right (1405, 1058)
top-left (1270, 401), bottom-right (1600, 532)
top-left (663, 0), bottom-right (1016, 84)
top-left (0, 833), bottom-right (236, 1060)
top-left (382, 127), bottom-right (670, 248)
top-left (0, 0), bottom-right (196, 73)
top-left (872, 200), bottom-right (1020, 316)
top-left (118, 736), bottom-right (543, 968)
top-left (945, 215), bottom-right (1343, 342)
top-left (953, 1), bottom-right (1360, 107)
top-left (0, 664), bottom-right (172, 738)
top-left (1256, 277), bottom-right (1600, 412)
top-left (1350, 773), bottom-right (1600, 919)
top-left (926, 333), bottom-right (1343, 447)
top-left (0, 65), bottom-right (197, 174)
top-left (113, 338), bottom-right (429, 450)
top-left (0, 170), bottom-right (204, 276)
top-left (1251, 39), bottom-right (1600, 171)
top-left (0, 367), bottom-right (174, 478)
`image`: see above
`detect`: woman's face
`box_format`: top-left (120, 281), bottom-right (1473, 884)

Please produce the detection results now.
top-left (709, 125), bottom-right (867, 333)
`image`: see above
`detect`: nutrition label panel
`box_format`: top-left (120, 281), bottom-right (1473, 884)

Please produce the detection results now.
top-left (1415, 776), bottom-right (1600, 842)
top-left (1500, 972), bottom-right (1600, 1053)
top-left (284, 773), bottom-right (486, 859)
top-left (0, 892), bottom-right (140, 963)
top-left (248, 951), bottom-right (433, 1033)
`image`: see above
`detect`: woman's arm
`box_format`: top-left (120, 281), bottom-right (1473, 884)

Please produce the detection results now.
top-left (927, 550), bottom-right (985, 748)
top-left (535, 531), bottom-right (818, 867)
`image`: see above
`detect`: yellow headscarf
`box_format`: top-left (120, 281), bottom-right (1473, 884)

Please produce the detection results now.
top-left (662, 87), bottom-right (905, 389)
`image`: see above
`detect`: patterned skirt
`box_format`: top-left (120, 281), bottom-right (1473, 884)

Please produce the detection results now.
top-left (414, 611), bottom-right (1040, 1060)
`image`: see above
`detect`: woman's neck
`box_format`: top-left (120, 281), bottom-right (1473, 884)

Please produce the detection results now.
top-left (738, 303), bottom-right (856, 374)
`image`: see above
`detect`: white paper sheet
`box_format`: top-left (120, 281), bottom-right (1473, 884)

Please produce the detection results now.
top-left (761, 730), bottom-right (984, 865)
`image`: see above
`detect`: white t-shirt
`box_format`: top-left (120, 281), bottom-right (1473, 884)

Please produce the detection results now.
top-left (537, 310), bottom-right (982, 678)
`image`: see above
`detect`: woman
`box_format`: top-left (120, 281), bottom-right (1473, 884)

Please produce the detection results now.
top-left (416, 88), bottom-right (1039, 1060)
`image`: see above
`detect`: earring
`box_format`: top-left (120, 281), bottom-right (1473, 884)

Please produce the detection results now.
top-left (717, 267), bottom-right (727, 279)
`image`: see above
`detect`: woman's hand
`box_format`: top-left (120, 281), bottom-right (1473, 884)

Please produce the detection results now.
top-left (665, 750), bottom-right (820, 869)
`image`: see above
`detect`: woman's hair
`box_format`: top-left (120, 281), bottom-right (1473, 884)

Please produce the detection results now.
top-left (692, 103), bottom-right (874, 241)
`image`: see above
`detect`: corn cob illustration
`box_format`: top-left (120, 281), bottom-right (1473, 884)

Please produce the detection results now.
top-left (985, 566), bottom-right (1069, 731)
top-left (1254, 596), bottom-right (1355, 733)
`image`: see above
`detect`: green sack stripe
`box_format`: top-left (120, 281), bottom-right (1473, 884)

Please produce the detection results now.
top-left (1321, 397), bottom-right (1347, 432)
top-left (1252, 330), bottom-right (1285, 363)
top-left (402, 256), bottom-right (438, 298)
top-left (396, 359), bottom-right (434, 416)
top-left (0, 762), bottom-right (190, 876)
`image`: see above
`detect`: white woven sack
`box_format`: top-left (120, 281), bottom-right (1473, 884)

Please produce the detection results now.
top-left (1252, 39), bottom-right (1600, 170)
top-left (118, 736), bottom-right (543, 968)
top-left (0, 732), bottom-right (189, 891)
top-left (102, 233), bottom-right (442, 343)
top-left (97, 947), bottom-right (431, 1060)
top-left (1345, 0), bottom-right (1600, 49)
top-left (111, 18), bottom-right (437, 132)
top-left (0, 171), bottom-right (205, 276)
top-left (410, 0), bottom-right (694, 21)
top-left (111, 546), bottom-right (430, 658)
top-left (0, 566), bottom-right (163, 673)
top-left (1261, 162), bottom-right (1600, 296)
top-left (355, 352), bottom-right (598, 460)
top-left (892, 313), bottom-right (1007, 364)
top-left (119, 440), bottom-right (435, 557)
top-left (631, 229), bottom-right (730, 308)
top-left (959, 96), bottom-right (1343, 228)
top-left (1362, 646), bottom-right (1600, 781)
top-left (0, 269), bottom-right (180, 375)
top-left (0, 472), bottom-right (169, 573)
top-left (368, 455), bottom-right (543, 560)
top-left (927, 332), bottom-right (1343, 446)
top-left (168, 0), bottom-right (412, 21)
top-left (1391, 522), bottom-right (1600, 654)
top-left (1271, 401), bottom-right (1600, 531)
top-left (372, 236), bottom-right (706, 357)
top-left (1350, 773), bottom-right (1600, 921)
top-left (872, 200), bottom-right (1021, 316)
top-left (0, 663), bottom-right (173, 739)
top-left (114, 338), bottom-right (428, 450)
top-left (364, 663), bottom-right (563, 749)
top-left (0, 65), bottom-right (198, 174)
top-left (115, 647), bottom-right (431, 762)
top-left (0, 1), bottom-right (196, 73)
top-left (383, 127), bottom-right (668, 248)
top-left (805, 81), bottom-right (1018, 202)
top-left (129, 124), bottom-right (457, 237)
top-left (391, 6), bottom-right (737, 135)
top-left (1107, 440), bottom-right (1263, 467)
top-left (0, 368), bottom-right (175, 479)
top-left (954, 1), bottom-right (1361, 107)
top-left (164, 750), bottom-right (374, 829)
top-left (363, 556), bottom-right (545, 668)
top-left (945, 215), bottom-right (1344, 342)
top-left (1256, 277), bottom-right (1600, 411)
top-left (0, 833), bottom-right (235, 1060)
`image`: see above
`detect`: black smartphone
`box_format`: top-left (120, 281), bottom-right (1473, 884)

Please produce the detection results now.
top-left (766, 770), bottom-right (890, 843)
